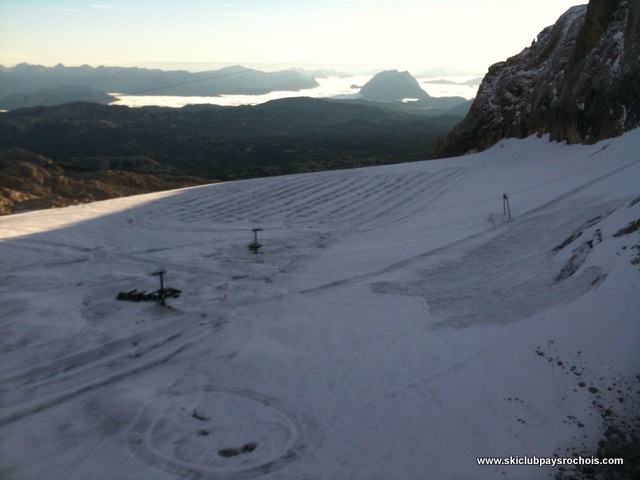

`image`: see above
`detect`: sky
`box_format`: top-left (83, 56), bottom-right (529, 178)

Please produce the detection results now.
top-left (0, 0), bottom-right (584, 75)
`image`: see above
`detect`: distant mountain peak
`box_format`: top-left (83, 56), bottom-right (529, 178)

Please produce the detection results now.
top-left (359, 70), bottom-right (431, 102)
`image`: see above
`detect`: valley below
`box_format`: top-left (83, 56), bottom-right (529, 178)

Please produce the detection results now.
top-left (0, 97), bottom-right (460, 214)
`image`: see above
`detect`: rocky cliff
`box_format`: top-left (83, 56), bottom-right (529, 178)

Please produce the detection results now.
top-left (432, 0), bottom-right (640, 158)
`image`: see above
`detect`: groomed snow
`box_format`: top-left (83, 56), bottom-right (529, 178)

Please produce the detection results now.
top-left (1, 130), bottom-right (639, 479)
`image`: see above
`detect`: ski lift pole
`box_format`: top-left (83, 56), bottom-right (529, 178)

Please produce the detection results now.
top-left (153, 268), bottom-right (167, 304)
top-left (250, 228), bottom-right (263, 253)
top-left (503, 193), bottom-right (511, 219)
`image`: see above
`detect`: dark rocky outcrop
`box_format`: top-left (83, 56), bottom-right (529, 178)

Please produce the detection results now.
top-left (359, 70), bottom-right (431, 102)
top-left (432, 0), bottom-right (640, 158)
top-left (0, 149), bottom-right (212, 215)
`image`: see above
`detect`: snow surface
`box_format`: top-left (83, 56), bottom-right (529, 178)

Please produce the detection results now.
top-left (1, 130), bottom-right (639, 479)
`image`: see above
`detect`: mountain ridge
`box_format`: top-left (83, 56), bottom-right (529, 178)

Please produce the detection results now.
top-left (0, 63), bottom-right (319, 99)
top-left (0, 86), bottom-right (116, 110)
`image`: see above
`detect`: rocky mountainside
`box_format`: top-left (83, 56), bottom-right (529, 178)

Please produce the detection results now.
top-left (0, 149), bottom-right (211, 215)
top-left (432, 0), bottom-right (640, 158)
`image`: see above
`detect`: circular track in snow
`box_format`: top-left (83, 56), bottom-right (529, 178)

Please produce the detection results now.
top-left (136, 389), bottom-right (298, 476)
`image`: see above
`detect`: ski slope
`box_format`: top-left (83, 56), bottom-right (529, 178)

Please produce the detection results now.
top-left (1, 130), bottom-right (639, 479)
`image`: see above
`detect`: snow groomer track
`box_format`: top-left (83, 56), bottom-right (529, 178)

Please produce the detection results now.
top-left (131, 166), bottom-right (472, 232)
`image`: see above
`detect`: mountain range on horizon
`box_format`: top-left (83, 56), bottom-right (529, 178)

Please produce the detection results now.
top-left (0, 63), bottom-right (472, 111)
top-left (0, 64), bottom-right (321, 101)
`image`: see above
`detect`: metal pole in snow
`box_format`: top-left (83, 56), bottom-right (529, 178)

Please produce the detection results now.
top-left (251, 228), bottom-right (263, 253)
top-left (153, 268), bottom-right (167, 304)
top-left (503, 193), bottom-right (511, 219)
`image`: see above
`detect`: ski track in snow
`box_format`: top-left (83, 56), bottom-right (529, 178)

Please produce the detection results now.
top-left (0, 319), bottom-right (210, 426)
top-left (1, 131), bottom-right (639, 479)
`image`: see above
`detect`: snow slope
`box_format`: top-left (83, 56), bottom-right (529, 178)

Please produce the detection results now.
top-left (1, 130), bottom-right (639, 479)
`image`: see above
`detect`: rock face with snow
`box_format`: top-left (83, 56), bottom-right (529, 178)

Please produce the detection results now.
top-left (432, 0), bottom-right (640, 158)
top-left (359, 70), bottom-right (431, 102)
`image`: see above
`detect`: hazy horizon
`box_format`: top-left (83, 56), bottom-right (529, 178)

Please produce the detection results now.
top-left (1, 1), bottom-right (583, 77)
top-left (1, 60), bottom-right (484, 78)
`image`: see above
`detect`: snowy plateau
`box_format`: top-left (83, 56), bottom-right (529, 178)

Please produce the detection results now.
top-left (1, 130), bottom-right (639, 480)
